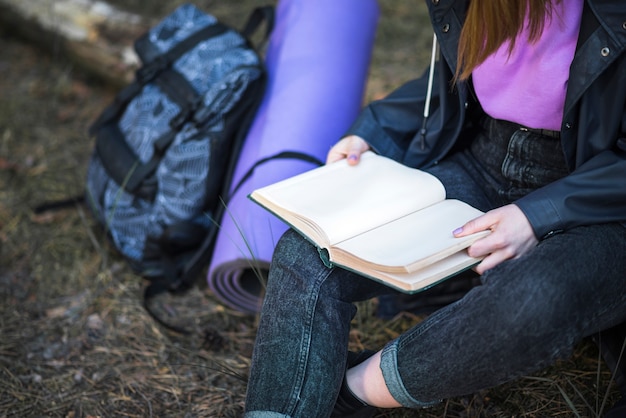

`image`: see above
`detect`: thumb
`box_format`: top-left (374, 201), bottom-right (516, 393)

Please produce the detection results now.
top-left (326, 135), bottom-right (370, 165)
top-left (345, 136), bottom-right (370, 165)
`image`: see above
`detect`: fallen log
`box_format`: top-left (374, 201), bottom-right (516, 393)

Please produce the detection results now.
top-left (0, 0), bottom-right (152, 87)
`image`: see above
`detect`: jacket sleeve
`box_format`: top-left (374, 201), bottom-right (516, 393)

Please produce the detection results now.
top-left (515, 109), bottom-right (626, 239)
top-left (515, 147), bottom-right (626, 239)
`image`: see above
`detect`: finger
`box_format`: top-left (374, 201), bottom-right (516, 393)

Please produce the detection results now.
top-left (345, 137), bottom-right (368, 165)
top-left (466, 226), bottom-right (513, 258)
top-left (469, 231), bottom-right (518, 273)
top-left (474, 250), bottom-right (511, 274)
top-left (326, 138), bottom-right (351, 164)
top-left (453, 214), bottom-right (495, 237)
top-left (326, 136), bottom-right (369, 165)
top-left (326, 146), bottom-right (346, 164)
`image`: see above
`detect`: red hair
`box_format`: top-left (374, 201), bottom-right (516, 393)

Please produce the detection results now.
top-left (455, 0), bottom-right (558, 81)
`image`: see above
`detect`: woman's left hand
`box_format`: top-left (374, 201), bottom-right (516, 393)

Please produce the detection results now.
top-left (453, 204), bottom-right (538, 274)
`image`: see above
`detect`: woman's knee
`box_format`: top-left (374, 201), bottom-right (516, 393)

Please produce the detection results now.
top-left (268, 229), bottom-right (331, 292)
top-left (274, 228), bottom-right (324, 265)
top-left (272, 230), bottom-right (319, 272)
top-left (270, 229), bottom-right (382, 302)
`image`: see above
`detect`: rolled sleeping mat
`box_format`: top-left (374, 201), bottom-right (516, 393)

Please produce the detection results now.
top-left (207, 0), bottom-right (380, 313)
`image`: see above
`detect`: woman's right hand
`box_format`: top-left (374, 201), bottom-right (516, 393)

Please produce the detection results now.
top-left (326, 135), bottom-right (371, 165)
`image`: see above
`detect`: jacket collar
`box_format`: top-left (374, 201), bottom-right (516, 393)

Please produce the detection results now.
top-left (565, 0), bottom-right (625, 116)
top-left (425, 0), bottom-right (468, 74)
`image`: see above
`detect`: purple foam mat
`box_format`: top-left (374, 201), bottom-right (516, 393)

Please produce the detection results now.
top-left (207, 0), bottom-right (379, 313)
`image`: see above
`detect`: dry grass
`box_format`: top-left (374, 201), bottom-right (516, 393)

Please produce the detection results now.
top-left (0, 1), bottom-right (620, 417)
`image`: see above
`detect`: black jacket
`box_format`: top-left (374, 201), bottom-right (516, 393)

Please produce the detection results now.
top-left (346, 0), bottom-right (626, 239)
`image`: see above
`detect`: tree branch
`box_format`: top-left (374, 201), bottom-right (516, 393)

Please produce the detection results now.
top-left (0, 0), bottom-right (153, 87)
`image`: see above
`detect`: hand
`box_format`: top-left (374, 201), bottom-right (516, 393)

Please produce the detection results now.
top-left (453, 204), bottom-right (538, 274)
top-left (326, 135), bottom-right (371, 165)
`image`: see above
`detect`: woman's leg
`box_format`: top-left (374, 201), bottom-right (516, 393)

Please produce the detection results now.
top-left (372, 222), bottom-right (626, 407)
top-left (244, 137), bottom-right (502, 417)
top-left (244, 229), bottom-right (395, 417)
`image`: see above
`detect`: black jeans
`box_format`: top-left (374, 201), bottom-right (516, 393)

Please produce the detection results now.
top-left (244, 117), bottom-right (626, 417)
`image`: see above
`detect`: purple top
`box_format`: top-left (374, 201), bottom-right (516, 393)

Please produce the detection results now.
top-left (472, 0), bottom-right (583, 131)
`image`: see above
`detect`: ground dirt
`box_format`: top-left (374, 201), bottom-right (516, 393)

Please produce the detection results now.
top-left (0, 1), bottom-right (620, 417)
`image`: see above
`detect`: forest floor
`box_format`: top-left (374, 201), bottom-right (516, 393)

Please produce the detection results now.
top-left (0, 0), bottom-right (620, 417)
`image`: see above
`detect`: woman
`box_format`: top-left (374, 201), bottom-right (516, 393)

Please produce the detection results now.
top-left (244, 0), bottom-right (626, 416)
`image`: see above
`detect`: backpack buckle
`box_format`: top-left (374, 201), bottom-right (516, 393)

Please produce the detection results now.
top-left (169, 97), bottom-right (203, 130)
top-left (136, 56), bottom-right (169, 84)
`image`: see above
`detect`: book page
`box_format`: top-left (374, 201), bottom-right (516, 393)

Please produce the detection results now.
top-left (352, 250), bottom-right (482, 293)
top-left (331, 199), bottom-right (489, 272)
top-left (250, 152), bottom-right (446, 245)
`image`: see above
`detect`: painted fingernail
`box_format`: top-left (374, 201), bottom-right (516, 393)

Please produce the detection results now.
top-left (453, 227), bottom-right (463, 235)
top-left (348, 154), bottom-right (358, 162)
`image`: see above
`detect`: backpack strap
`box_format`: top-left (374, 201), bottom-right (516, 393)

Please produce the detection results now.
top-left (230, 151), bottom-right (324, 198)
top-left (93, 64), bottom-right (205, 201)
top-left (89, 22), bottom-right (230, 135)
top-left (155, 69), bottom-right (202, 128)
top-left (241, 5), bottom-right (275, 46)
top-left (93, 123), bottom-right (166, 200)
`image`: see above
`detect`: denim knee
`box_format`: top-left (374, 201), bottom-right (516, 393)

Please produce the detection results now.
top-left (267, 229), bottom-right (328, 293)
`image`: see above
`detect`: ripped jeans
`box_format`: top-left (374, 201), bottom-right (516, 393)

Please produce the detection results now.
top-left (244, 118), bottom-right (626, 417)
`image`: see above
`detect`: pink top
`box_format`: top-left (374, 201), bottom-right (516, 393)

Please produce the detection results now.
top-left (472, 0), bottom-right (584, 131)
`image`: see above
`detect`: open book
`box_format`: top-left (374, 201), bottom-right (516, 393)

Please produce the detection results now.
top-left (249, 151), bottom-right (490, 293)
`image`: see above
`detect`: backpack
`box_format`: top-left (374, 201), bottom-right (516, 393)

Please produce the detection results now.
top-left (84, 3), bottom-right (274, 330)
